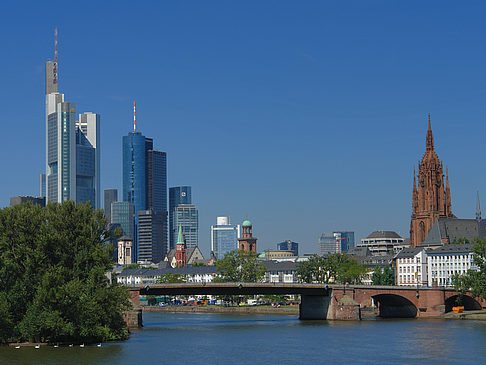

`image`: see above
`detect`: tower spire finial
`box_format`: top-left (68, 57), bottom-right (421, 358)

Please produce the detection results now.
top-left (54, 27), bottom-right (58, 62)
top-left (477, 191), bottom-right (482, 221)
top-left (426, 113), bottom-right (434, 151)
top-left (133, 101), bottom-right (136, 132)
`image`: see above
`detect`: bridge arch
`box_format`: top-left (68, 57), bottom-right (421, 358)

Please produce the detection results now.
top-left (372, 294), bottom-right (417, 318)
top-left (444, 295), bottom-right (481, 313)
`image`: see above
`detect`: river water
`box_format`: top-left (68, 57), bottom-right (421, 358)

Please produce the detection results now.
top-left (2, 312), bottom-right (486, 364)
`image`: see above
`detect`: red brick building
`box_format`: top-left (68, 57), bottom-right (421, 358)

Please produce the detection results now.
top-left (410, 115), bottom-right (453, 247)
top-left (238, 218), bottom-right (257, 252)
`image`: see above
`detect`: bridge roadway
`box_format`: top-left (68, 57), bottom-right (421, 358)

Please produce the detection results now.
top-left (125, 283), bottom-right (486, 323)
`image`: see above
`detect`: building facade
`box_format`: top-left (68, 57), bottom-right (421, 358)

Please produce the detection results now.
top-left (426, 244), bottom-right (476, 287)
top-left (410, 116), bottom-right (453, 247)
top-left (138, 209), bottom-right (166, 263)
top-left (358, 231), bottom-right (408, 256)
top-left (318, 231), bottom-right (354, 255)
top-left (117, 236), bottom-right (134, 265)
top-left (10, 196), bottom-right (46, 207)
top-left (169, 186), bottom-right (192, 249)
top-left (111, 201), bottom-right (135, 241)
top-left (104, 189), bottom-right (118, 224)
top-left (210, 216), bottom-right (241, 259)
top-left (395, 248), bottom-right (428, 287)
top-left (277, 240), bottom-right (299, 256)
top-left (174, 204), bottom-right (199, 249)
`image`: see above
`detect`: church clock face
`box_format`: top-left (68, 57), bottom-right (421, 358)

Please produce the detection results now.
top-left (420, 179), bottom-right (425, 187)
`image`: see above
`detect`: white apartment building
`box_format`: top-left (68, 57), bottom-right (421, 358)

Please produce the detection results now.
top-left (426, 244), bottom-right (476, 287)
top-left (395, 247), bottom-right (428, 286)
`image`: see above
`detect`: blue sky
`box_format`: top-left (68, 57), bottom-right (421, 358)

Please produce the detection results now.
top-left (1, 1), bottom-right (485, 256)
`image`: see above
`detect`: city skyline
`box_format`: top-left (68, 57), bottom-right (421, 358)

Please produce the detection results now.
top-left (2, 2), bottom-right (486, 256)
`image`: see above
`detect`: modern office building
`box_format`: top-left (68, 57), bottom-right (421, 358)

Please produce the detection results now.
top-left (104, 189), bottom-right (118, 223)
top-left (210, 216), bottom-right (241, 259)
top-left (39, 174), bottom-right (46, 198)
top-left (111, 201), bottom-right (135, 242)
top-left (358, 231), bottom-right (407, 256)
top-left (138, 209), bottom-right (165, 263)
top-left (76, 112), bottom-right (100, 208)
top-left (169, 186), bottom-right (192, 249)
top-left (45, 30), bottom-right (100, 208)
top-left (174, 204), bottom-right (199, 249)
top-left (10, 196), bottom-right (46, 207)
top-left (122, 107), bottom-right (168, 260)
top-left (277, 240), bottom-right (299, 256)
top-left (318, 231), bottom-right (355, 256)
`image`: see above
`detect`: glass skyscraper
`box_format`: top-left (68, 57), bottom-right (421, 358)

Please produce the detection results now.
top-left (111, 201), bottom-right (135, 242)
top-left (45, 34), bottom-right (100, 208)
top-left (318, 231), bottom-right (355, 256)
top-left (211, 216), bottom-right (240, 259)
top-left (169, 186), bottom-right (192, 249)
top-left (174, 204), bottom-right (198, 249)
top-left (104, 189), bottom-right (118, 224)
top-left (277, 240), bottom-right (299, 256)
top-left (123, 130), bottom-right (168, 262)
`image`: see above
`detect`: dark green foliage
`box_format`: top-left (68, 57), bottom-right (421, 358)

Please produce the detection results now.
top-left (158, 273), bottom-right (185, 283)
top-left (371, 266), bottom-right (395, 286)
top-left (0, 202), bottom-right (129, 344)
top-left (214, 250), bottom-right (266, 282)
top-left (297, 254), bottom-right (367, 284)
top-left (454, 238), bottom-right (486, 301)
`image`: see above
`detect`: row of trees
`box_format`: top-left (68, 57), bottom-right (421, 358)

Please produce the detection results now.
top-left (0, 202), bottom-right (129, 344)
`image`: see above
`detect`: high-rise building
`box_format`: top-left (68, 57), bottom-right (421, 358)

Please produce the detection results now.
top-left (318, 231), bottom-right (354, 256)
top-left (174, 204), bottom-right (198, 249)
top-left (238, 218), bottom-right (257, 252)
top-left (104, 189), bottom-right (118, 223)
top-left (210, 216), bottom-right (241, 259)
top-left (39, 174), bottom-right (46, 198)
top-left (122, 104), bottom-right (168, 260)
top-left (138, 209), bottom-right (166, 263)
top-left (169, 186), bottom-right (192, 249)
top-left (45, 29), bottom-right (100, 208)
top-left (10, 196), bottom-right (46, 207)
top-left (410, 115), bottom-right (453, 247)
top-left (277, 240), bottom-right (299, 256)
top-left (76, 112), bottom-right (100, 208)
top-left (111, 201), bottom-right (135, 242)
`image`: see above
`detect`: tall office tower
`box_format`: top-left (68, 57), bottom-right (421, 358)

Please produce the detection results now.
top-left (138, 209), bottom-right (165, 263)
top-left (104, 189), bottom-right (118, 223)
top-left (76, 112), bottom-right (100, 208)
top-left (45, 29), bottom-right (100, 207)
top-left (39, 174), bottom-right (46, 198)
top-left (169, 186), bottom-right (192, 249)
top-left (277, 240), bottom-right (299, 256)
top-left (123, 104), bottom-right (168, 261)
top-left (174, 204), bottom-right (198, 249)
top-left (111, 201), bottom-right (135, 242)
top-left (318, 231), bottom-right (354, 256)
top-left (210, 216), bottom-right (241, 259)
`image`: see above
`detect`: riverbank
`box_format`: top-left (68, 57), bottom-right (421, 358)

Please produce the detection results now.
top-left (442, 310), bottom-right (486, 320)
top-left (142, 305), bottom-right (299, 315)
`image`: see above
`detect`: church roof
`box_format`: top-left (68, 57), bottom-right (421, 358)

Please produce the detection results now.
top-left (422, 218), bottom-right (483, 245)
top-left (242, 219), bottom-right (252, 227)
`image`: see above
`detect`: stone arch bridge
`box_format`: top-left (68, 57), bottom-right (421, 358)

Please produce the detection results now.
top-left (126, 283), bottom-right (485, 325)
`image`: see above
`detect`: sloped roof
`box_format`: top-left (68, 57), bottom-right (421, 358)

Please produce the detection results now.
top-left (366, 231), bottom-right (402, 239)
top-left (423, 218), bottom-right (482, 245)
top-left (426, 243), bottom-right (474, 255)
top-left (396, 247), bottom-right (424, 258)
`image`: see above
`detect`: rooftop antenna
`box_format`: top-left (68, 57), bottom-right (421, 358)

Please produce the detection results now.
top-left (54, 27), bottom-right (58, 62)
top-left (133, 101), bottom-right (136, 132)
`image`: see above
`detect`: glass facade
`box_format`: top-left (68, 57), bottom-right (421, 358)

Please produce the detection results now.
top-left (138, 209), bottom-right (166, 263)
top-left (169, 186), bottom-right (192, 249)
top-left (104, 189), bottom-right (118, 223)
top-left (111, 202), bottom-right (135, 257)
top-left (174, 204), bottom-right (198, 249)
top-left (318, 231), bottom-right (355, 256)
top-left (277, 240), bottom-right (299, 256)
top-left (211, 219), bottom-right (240, 260)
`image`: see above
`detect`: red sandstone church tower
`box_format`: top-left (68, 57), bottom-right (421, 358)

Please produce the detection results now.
top-left (238, 218), bottom-right (257, 252)
top-left (410, 115), bottom-right (453, 247)
top-left (175, 225), bottom-right (186, 267)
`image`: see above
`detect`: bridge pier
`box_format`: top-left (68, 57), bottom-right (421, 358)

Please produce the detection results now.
top-left (299, 295), bottom-right (330, 320)
top-left (125, 289), bottom-right (143, 328)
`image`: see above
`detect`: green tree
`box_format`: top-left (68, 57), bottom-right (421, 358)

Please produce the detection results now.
top-left (297, 254), bottom-right (367, 284)
top-left (454, 237), bottom-right (486, 301)
top-left (158, 273), bottom-right (186, 283)
top-left (214, 250), bottom-right (266, 282)
top-left (372, 266), bottom-right (395, 286)
top-left (0, 201), bottom-right (129, 344)
top-left (296, 255), bottom-right (326, 283)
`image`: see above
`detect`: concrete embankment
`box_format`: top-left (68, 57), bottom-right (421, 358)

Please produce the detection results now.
top-left (142, 305), bottom-right (299, 315)
top-left (442, 310), bottom-right (486, 320)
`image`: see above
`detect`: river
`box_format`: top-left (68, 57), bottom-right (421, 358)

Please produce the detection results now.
top-left (2, 312), bottom-right (486, 364)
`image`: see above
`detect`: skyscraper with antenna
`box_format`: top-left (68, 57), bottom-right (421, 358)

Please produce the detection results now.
top-left (121, 102), bottom-right (168, 262)
top-left (45, 28), bottom-right (100, 207)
